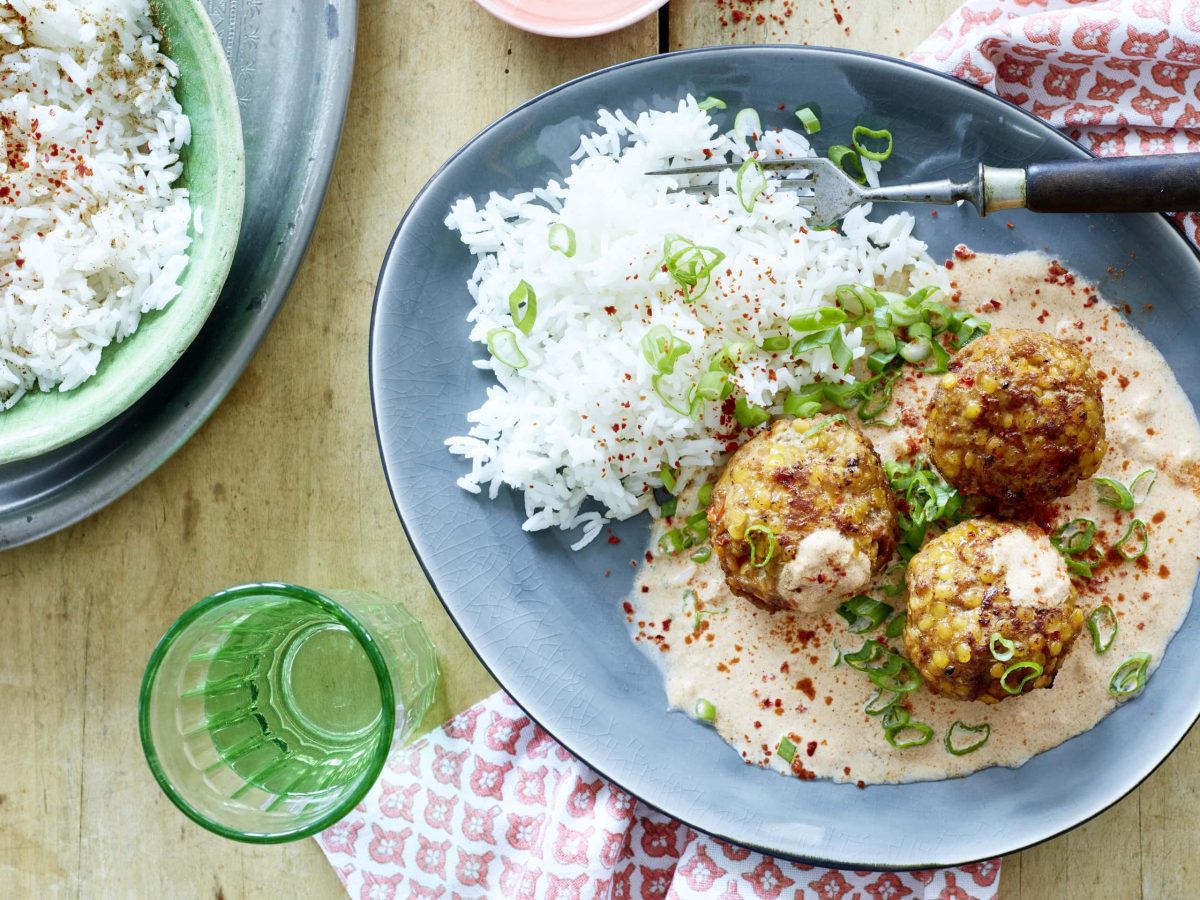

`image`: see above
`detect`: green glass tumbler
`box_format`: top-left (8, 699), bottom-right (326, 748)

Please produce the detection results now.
top-left (139, 583), bottom-right (440, 842)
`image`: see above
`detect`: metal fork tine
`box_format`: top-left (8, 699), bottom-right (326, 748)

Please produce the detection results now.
top-left (666, 181), bottom-right (818, 205)
top-left (645, 157), bottom-right (820, 176)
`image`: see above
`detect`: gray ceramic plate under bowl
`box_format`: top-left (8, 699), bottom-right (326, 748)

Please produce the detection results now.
top-left (371, 46), bottom-right (1200, 869)
top-left (0, 0), bottom-right (355, 547)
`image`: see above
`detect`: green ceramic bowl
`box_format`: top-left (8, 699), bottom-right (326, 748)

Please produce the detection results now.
top-left (0, 0), bottom-right (245, 464)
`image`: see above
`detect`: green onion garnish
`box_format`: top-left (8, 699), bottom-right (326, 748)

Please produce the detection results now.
top-left (843, 639), bottom-right (891, 672)
top-left (486, 328), bottom-right (528, 369)
top-left (661, 234), bottom-right (725, 302)
top-left (798, 413), bottom-right (847, 441)
top-left (827, 144), bottom-right (865, 184)
top-left (547, 223), bottom-right (576, 257)
top-left (660, 463), bottom-right (679, 495)
top-left (851, 125), bottom-right (894, 162)
top-left (641, 325), bottom-right (692, 376)
top-left (788, 307), bottom-right (847, 333)
top-left (1115, 518), bottom-right (1149, 561)
top-left (1095, 476), bottom-right (1135, 511)
top-left (658, 529), bottom-right (685, 555)
top-left (659, 497), bottom-right (677, 518)
top-left (508, 280), bottom-right (537, 336)
top-left (1087, 605), bottom-right (1117, 654)
top-left (697, 482), bottom-right (714, 507)
top-left (760, 335), bottom-right (791, 352)
top-left (795, 106), bottom-right (821, 134)
top-left (744, 523), bottom-right (777, 568)
top-left (1051, 518), bottom-right (1097, 556)
top-left (867, 655), bottom-right (922, 693)
top-left (698, 96), bottom-right (726, 111)
top-left (684, 510), bottom-right (710, 545)
top-left (694, 698), bottom-right (717, 722)
top-left (945, 721), bottom-right (990, 756)
top-left (736, 156), bottom-right (768, 213)
top-left (734, 397), bottom-right (771, 428)
top-left (733, 107), bottom-right (761, 139)
top-left (1130, 467), bottom-right (1157, 504)
top-left (865, 687), bottom-right (903, 715)
top-left (885, 456), bottom-right (965, 556)
top-left (989, 633), bottom-right (1015, 662)
top-left (1109, 652), bottom-right (1151, 699)
top-left (1000, 660), bottom-right (1044, 695)
top-left (776, 736), bottom-right (797, 763)
top-left (690, 546), bottom-right (712, 564)
top-left (783, 394), bottom-right (822, 419)
top-left (885, 611), bottom-right (906, 640)
top-left (836, 595), bottom-right (894, 634)
top-left (882, 707), bottom-right (934, 749)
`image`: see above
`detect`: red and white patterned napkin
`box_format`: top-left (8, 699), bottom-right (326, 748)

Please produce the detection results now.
top-left (911, 0), bottom-right (1200, 245)
top-left (317, 692), bottom-right (999, 899)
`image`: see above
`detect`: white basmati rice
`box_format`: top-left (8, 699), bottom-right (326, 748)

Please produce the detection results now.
top-left (445, 97), bottom-right (948, 548)
top-left (0, 0), bottom-right (192, 408)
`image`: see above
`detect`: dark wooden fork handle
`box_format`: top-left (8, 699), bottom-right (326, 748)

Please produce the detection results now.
top-left (1026, 154), bottom-right (1200, 213)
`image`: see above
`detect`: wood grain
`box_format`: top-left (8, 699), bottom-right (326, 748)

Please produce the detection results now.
top-left (0, 1), bottom-right (1196, 897)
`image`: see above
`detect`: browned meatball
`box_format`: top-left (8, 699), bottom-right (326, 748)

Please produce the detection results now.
top-left (925, 328), bottom-right (1107, 504)
top-left (904, 517), bottom-right (1084, 703)
top-left (707, 416), bottom-right (897, 613)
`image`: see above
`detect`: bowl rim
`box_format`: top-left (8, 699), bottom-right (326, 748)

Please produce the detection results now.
top-left (0, 0), bottom-right (245, 464)
top-left (369, 43), bottom-right (1200, 869)
top-left (472, 0), bottom-right (667, 39)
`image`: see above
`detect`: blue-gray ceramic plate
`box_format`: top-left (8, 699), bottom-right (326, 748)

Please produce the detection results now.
top-left (370, 46), bottom-right (1200, 869)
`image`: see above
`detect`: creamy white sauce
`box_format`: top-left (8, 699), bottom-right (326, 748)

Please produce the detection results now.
top-left (778, 528), bottom-right (871, 615)
top-left (627, 252), bottom-right (1200, 784)
top-left (993, 529), bottom-right (1072, 607)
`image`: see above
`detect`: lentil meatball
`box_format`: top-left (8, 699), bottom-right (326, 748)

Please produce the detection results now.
top-left (904, 517), bottom-right (1084, 703)
top-left (925, 328), bottom-right (1107, 504)
top-left (707, 416), bottom-right (898, 614)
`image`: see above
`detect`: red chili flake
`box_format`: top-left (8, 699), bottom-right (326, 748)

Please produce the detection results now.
top-left (832, 6), bottom-right (844, 23)
top-left (607, 534), bottom-right (621, 545)
top-left (14, 258), bottom-right (23, 268)
top-left (623, 601), bottom-right (634, 614)
top-left (1152, 511), bottom-right (1166, 524)
top-left (661, 619), bottom-right (672, 632)
top-left (702, 148), bottom-right (713, 159)
top-left (944, 260), bottom-right (954, 270)
top-left (806, 741), bottom-right (818, 758)
top-left (603, 305), bottom-right (617, 315)
top-left (1117, 374), bottom-right (1130, 389)
top-left (779, 661), bottom-right (790, 674)
top-left (1159, 564), bottom-right (1171, 579)
top-left (645, 551), bottom-right (654, 563)
top-left (953, 244), bottom-right (976, 260)
top-left (796, 677), bottom-right (816, 701)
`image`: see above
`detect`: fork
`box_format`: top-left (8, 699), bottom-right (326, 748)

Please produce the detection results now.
top-left (645, 154), bottom-right (1200, 229)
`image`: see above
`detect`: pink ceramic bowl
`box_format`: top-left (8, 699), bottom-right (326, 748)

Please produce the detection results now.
top-left (473, 0), bottom-right (667, 38)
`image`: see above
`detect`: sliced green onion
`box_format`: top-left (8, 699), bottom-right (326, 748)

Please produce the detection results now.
top-left (784, 395), bottom-right (822, 419)
top-left (867, 656), bottom-right (922, 693)
top-left (795, 106), bottom-right (821, 134)
top-left (899, 337), bottom-right (931, 364)
top-left (1000, 660), bottom-right (1044, 695)
top-left (734, 397), bottom-right (771, 428)
top-left (1064, 556), bottom-right (1096, 580)
top-left (698, 96), bottom-right (726, 111)
top-left (694, 698), bottom-right (717, 722)
top-left (744, 523), bottom-right (777, 568)
top-left (697, 482), bottom-right (714, 507)
top-left (799, 413), bottom-right (847, 441)
top-left (789, 307), bottom-right (847, 333)
top-left (1051, 518), bottom-right (1097, 556)
top-left (547, 223), bottom-right (576, 257)
top-left (657, 528), bottom-right (685, 555)
top-left (1095, 476), bottom-right (1135, 511)
top-left (828, 144), bottom-right (865, 184)
top-left (486, 328), bottom-right (528, 369)
top-left (1130, 467), bottom-right (1157, 505)
top-left (1087, 605), bottom-right (1118, 654)
top-left (733, 108), bottom-right (761, 140)
top-left (1115, 518), bottom-right (1149, 561)
top-left (684, 510), bottom-right (710, 545)
top-left (885, 718), bottom-right (934, 749)
top-left (885, 456), bottom-right (965, 555)
top-left (662, 235), bottom-right (725, 302)
top-left (851, 125), bottom-right (893, 162)
top-left (885, 612), bottom-right (906, 640)
top-left (776, 736), bottom-right (797, 763)
top-left (508, 280), bottom-right (537, 336)
top-left (761, 335), bottom-right (791, 352)
top-left (690, 546), bottom-right (712, 564)
top-left (1109, 652), bottom-right (1151, 699)
top-left (865, 687), bottom-right (903, 715)
top-left (660, 464), bottom-right (679, 495)
top-left (836, 596), bottom-right (894, 634)
top-left (945, 721), bottom-right (990, 756)
top-left (828, 328), bottom-right (853, 371)
top-left (659, 497), bottom-right (677, 518)
top-left (641, 325), bottom-right (692, 376)
top-left (652, 375), bottom-right (692, 416)
top-left (989, 633), bottom-right (1016, 662)
top-left (736, 156), bottom-right (768, 213)
top-left (844, 639), bottom-right (892, 673)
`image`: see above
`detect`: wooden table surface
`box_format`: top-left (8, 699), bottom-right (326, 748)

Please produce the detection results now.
top-left (2, 1), bottom-right (1197, 897)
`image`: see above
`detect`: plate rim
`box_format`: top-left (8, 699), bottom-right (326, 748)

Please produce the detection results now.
top-left (370, 43), bottom-right (1200, 869)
